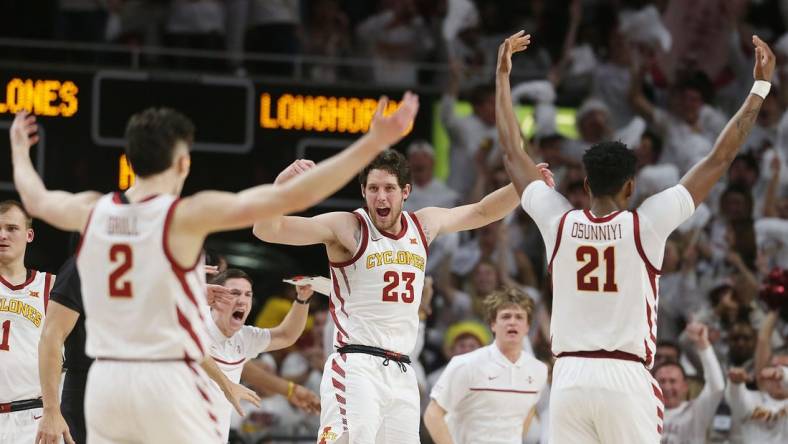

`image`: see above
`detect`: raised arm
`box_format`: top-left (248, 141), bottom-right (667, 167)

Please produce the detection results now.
top-left (495, 31), bottom-right (545, 195)
top-left (10, 112), bottom-right (100, 232)
top-left (268, 285), bottom-right (313, 350)
top-left (176, 92), bottom-right (419, 236)
top-left (681, 36), bottom-right (775, 207)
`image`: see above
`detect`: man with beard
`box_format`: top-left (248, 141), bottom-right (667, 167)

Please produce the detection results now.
top-left (253, 154), bottom-right (552, 442)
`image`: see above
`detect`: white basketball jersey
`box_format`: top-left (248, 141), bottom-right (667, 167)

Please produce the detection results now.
top-left (328, 209), bottom-right (428, 355)
top-left (549, 209), bottom-right (660, 367)
top-left (77, 193), bottom-right (208, 361)
top-left (0, 270), bottom-right (53, 402)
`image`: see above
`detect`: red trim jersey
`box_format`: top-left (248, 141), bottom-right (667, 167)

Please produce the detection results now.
top-left (77, 193), bottom-right (208, 361)
top-left (0, 270), bottom-right (54, 402)
top-left (521, 182), bottom-right (694, 368)
top-left (204, 307), bottom-right (271, 443)
top-left (328, 209), bottom-right (428, 355)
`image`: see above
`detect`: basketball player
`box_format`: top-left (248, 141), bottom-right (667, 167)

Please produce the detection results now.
top-left (496, 31), bottom-right (775, 443)
top-left (253, 153), bottom-right (552, 442)
top-left (9, 91), bottom-right (418, 443)
top-left (0, 200), bottom-right (55, 444)
top-left (205, 268), bottom-right (320, 443)
top-left (424, 288), bottom-right (548, 443)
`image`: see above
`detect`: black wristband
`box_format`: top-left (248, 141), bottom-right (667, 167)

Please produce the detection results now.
top-left (295, 296), bottom-right (312, 305)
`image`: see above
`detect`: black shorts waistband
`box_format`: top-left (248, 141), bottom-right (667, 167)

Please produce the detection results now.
top-left (336, 344), bottom-right (411, 372)
top-left (0, 398), bottom-right (43, 414)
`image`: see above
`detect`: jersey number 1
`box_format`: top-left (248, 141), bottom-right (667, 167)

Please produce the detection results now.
top-left (382, 271), bottom-right (416, 303)
top-left (0, 320), bottom-right (10, 351)
top-left (576, 246), bottom-right (618, 292)
top-left (109, 244), bottom-right (133, 298)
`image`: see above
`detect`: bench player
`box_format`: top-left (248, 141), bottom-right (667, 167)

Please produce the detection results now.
top-left (253, 152), bottom-right (552, 441)
top-left (424, 288), bottom-right (548, 443)
top-left (0, 200), bottom-right (55, 444)
top-left (205, 268), bottom-right (320, 443)
top-left (496, 31), bottom-right (774, 443)
top-left (9, 91), bottom-right (418, 443)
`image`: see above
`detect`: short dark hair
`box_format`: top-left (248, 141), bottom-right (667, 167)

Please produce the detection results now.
top-left (720, 184), bottom-right (754, 215)
top-left (582, 141), bottom-right (637, 197)
top-left (653, 360), bottom-right (687, 380)
top-left (0, 200), bottom-right (32, 228)
top-left (124, 108), bottom-right (195, 177)
top-left (708, 284), bottom-right (734, 307)
top-left (641, 130), bottom-right (663, 163)
top-left (731, 153), bottom-right (760, 177)
top-left (676, 70), bottom-right (714, 103)
top-left (656, 340), bottom-right (679, 353)
top-left (359, 149), bottom-right (411, 189)
top-left (209, 268), bottom-right (253, 287)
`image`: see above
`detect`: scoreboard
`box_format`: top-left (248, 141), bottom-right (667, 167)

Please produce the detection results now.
top-left (0, 68), bottom-right (432, 200)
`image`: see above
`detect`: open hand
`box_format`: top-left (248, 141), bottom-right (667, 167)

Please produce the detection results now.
top-left (497, 30), bottom-right (531, 75)
top-left (10, 111), bottom-right (39, 155)
top-left (275, 159), bottom-right (317, 185)
top-left (226, 382), bottom-right (262, 416)
top-left (752, 35), bottom-right (776, 82)
top-left (535, 162), bottom-right (555, 188)
top-left (35, 409), bottom-right (75, 444)
top-left (289, 384), bottom-right (321, 415)
top-left (368, 92), bottom-right (419, 147)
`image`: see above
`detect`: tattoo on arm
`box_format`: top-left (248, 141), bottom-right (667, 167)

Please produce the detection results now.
top-left (735, 107), bottom-right (760, 137)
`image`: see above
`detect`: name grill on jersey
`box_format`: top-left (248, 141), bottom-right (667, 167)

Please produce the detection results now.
top-left (365, 249), bottom-right (425, 272)
top-left (570, 222), bottom-right (623, 241)
top-left (0, 297), bottom-right (42, 327)
top-left (107, 216), bottom-right (139, 236)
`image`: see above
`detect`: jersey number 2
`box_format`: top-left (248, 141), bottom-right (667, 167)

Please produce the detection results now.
top-left (382, 271), bottom-right (416, 303)
top-left (0, 320), bottom-right (10, 351)
top-left (109, 244), bottom-right (133, 298)
top-left (576, 246), bottom-right (618, 292)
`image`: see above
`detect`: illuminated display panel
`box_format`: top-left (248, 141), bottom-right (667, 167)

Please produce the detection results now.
top-left (0, 77), bottom-right (79, 117)
top-left (259, 92), bottom-right (408, 135)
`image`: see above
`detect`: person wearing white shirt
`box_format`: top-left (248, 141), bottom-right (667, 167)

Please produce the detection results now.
top-left (205, 268), bottom-right (319, 443)
top-left (726, 358), bottom-right (788, 444)
top-left (654, 322), bottom-right (725, 443)
top-left (424, 287), bottom-right (548, 444)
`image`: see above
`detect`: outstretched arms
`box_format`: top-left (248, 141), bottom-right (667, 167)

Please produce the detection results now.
top-left (495, 31), bottom-right (546, 196)
top-left (10, 112), bottom-right (100, 232)
top-left (680, 36), bottom-right (776, 207)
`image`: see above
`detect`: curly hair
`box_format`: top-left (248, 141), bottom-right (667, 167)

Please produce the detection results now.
top-left (358, 149), bottom-right (411, 189)
top-left (582, 141), bottom-right (637, 197)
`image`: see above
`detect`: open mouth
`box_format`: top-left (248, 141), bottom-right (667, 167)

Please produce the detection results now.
top-left (232, 310), bottom-right (244, 321)
top-left (506, 328), bottom-right (518, 335)
top-left (375, 208), bottom-right (391, 217)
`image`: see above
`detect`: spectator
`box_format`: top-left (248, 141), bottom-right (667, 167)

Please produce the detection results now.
top-left (425, 320), bottom-right (491, 392)
top-left (441, 60), bottom-right (498, 197)
top-left (245, 0), bottom-right (302, 75)
top-left (655, 322), bottom-right (725, 443)
top-left (164, 0), bottom-right (226, 69)
top-left (302, 0), bottom-right (351, 82)
top-left (630, 68), bottom-right (728, 174)
top-left (355, 0), bottom-right (434, 86)
top-left (404, 140), bottom-right (458, 211)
